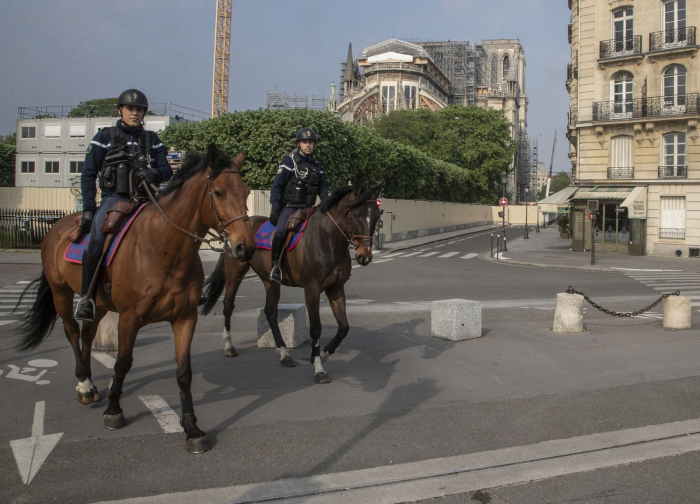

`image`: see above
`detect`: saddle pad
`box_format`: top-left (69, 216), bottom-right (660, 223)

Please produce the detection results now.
top-left (255, 218), bottom-right (309, 251)
top-left (64, 203), bottom-right (147, 266)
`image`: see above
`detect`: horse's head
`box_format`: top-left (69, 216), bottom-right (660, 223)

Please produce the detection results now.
top-left (204, 144), bottom-right (256, 262)
top-left (322, 180), bottom-right (384, 266)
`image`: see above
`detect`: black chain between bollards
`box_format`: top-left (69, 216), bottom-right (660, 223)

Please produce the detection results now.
top-left (565, 286), bottom-right (680, 317)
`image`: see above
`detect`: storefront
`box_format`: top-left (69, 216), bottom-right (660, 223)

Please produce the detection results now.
top-left (569, 186), bottom-right (647, 256)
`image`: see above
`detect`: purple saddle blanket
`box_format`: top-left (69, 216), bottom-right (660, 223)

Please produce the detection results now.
top-left (64, 204), bottom-right (147, 266)
top-left (254, 219), bottom-right (308, 251)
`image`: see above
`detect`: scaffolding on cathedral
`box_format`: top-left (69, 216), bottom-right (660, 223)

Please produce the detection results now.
top-left (515, 126), bottom-right (538, 203)
top-left (266, 89), bottom-right (328, 111)
top-left (416, 40), bottom-right (477, 106)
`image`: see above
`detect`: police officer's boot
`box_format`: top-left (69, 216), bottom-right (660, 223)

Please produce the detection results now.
top-left (74, 251), bottom-right (101, 321)
top-left (268, 233), bottom-right (285, 285)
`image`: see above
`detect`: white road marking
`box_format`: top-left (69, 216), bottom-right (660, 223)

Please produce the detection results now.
top-left (138, 395), bottom-right (184, 434)
top-left (401, 252), bottom-right (423, 257)
top-left (418, 252), bottom-right (440, 257)
top-left (438, 252), bottom-right (459, 258)
top-left (10, 401), bottom-right (63, 485)
top-left (371, 259), bottom-right (395, 264)
top-left (92, 352), bottom-right (116, 369)
top-left (17, 280), bottom-right (32, 284)
top-left (460, 253), bottom-right (478, 260)
top-left (383, 252), bottom-right (405, 258)
top-left (0, 320), bottom-right (18, 326)
top-left (94, 417), bottom-right (700, 504)
top-left (614, 267), bottom-right (684, 272)
top-left (0, 312), bottom-right (27, 317)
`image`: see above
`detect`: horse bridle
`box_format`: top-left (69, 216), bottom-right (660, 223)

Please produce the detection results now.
top-left (326, 200), bottom-right (377, 251)
top-left (142, 169), bottom-right (249, 253)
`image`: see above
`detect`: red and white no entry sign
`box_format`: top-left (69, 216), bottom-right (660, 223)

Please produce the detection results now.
top-left (499, 197), bottom-right (508, 207)
top-left (376, 199), bottom-right (382, 207)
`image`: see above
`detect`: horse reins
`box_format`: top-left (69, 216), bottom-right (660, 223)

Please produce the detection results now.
top-left (141, 170), bottom-right (249, 253)
top-left (326, 201), bottom-right (377, 251)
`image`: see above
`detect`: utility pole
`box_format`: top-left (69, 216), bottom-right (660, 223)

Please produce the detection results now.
top-left (212, 0), bottom-right (232, 117)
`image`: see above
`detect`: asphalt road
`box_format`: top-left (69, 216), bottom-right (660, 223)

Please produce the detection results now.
top-left (2, 229), bottom-right (700, 503)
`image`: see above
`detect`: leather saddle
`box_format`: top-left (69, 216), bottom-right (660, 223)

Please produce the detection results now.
top-left (67, 200), bottom-right (139, 243)
top-left (285, 207), bottom-right (314, 233)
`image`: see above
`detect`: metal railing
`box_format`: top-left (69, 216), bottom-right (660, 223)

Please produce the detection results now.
top-left (659, 228), bottom-right (686, 239)
top-left (649, 27), bottom-right (696, 52)
top-left (18, 103), bottom-right (210, 121)
top-left (0, 209), bottom-right (66, 249)
top-left (658, 165), bottom-right (687, 179)
top-left (599, 36), bottom-right (643, 59)
top-left (593, 94), bottom-right (699, 120)
top-left (607, 167), bottom-right (634, 179)
top-left (568, 108), bottom-right (578, 126)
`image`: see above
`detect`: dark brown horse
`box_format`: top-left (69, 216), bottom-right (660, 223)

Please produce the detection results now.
top-left (201, 181), bottom-right (383, 383)
top-left (15, 145), bottom-right (255, 453)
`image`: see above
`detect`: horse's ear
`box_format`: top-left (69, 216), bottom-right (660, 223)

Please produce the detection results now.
top-left (233, 152), bottom-right (245, 169)
top-left (371, 180), bottom-right (384, 199)
top-left (206, 143), bottom-right (219, 167)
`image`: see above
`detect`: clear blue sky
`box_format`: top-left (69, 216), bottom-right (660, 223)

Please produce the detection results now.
top-left (0, 0), bottom-right (571, 172)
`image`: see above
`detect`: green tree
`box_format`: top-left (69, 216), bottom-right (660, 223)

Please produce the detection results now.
top-left (538, 171), bottom-right (572, 200)
top-left (371, 106), bottom-right (517, 204)
top-left (68, 98), bottom-right (119, 118)
top-left (0, 133), bottom-right (16, 187)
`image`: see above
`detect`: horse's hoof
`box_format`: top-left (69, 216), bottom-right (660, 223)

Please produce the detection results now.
top-left (104, 413), bottom-right (126, 430)
top-left (186, 435), bottom-right (211, 454)
top-left (92, 388), bottom-right (101, 403)
top-left (76, 389), bottom-right (95, 405)
top-left (280, 356), bottom-right (296, 367)
top-left (224, 347), bottom-right (238, 357)
top-left (314, 372), bottom-right (331, 384)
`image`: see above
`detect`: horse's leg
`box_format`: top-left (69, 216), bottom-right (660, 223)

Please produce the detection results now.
top-left (263, 281), bottom-right (295, 367)
top-left (103, 313), bottom-right (139, 430)
top-left (223, 259), bottom-right (250, 357)
top-left (305, 284), bottom-right (330, 384)
top-left (75, 308), bottom-right (107, 404)
top-left (321, 284), bottom-right (349, 364)
top-left (171, 316), bottom-right (210, 453)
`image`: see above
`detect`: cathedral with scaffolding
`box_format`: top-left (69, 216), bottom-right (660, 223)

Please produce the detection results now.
top-left (328, 38), bottom-right (535, 202)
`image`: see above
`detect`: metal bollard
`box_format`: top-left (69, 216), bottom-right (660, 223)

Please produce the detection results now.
top-left (490, 233), bottom-right (494, 257)
top-left (496, 234), bottom-right (500, 259)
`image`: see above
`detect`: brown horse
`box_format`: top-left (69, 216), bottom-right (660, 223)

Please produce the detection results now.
top-left (201, 181), bottom-right (383, 384)
top-left (15, 145), bottom-right (255, 453)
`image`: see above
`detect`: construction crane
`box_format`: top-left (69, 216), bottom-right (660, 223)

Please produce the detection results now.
top-left (212, 0), bottom-right (232, 117)
top-left (545, 130), bottom-right (557, 198)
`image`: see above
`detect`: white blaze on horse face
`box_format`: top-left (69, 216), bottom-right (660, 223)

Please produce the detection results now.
top-left (76, 378), bottom-right (94, 394)
top-left (278, 347), bottom-right (291, 360)
top-left (223, 329), bottom-right (233, 351)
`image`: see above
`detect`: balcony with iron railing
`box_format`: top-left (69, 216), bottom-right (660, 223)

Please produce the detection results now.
top-left (599, 36), bottom-right (643, 59)
top-left (658, 165), bottom-right (687, 179)
top-left (568, 108), bottom-right (578, 126)
top-left (592, 94), bottom-right (700, 121)
top-left (607, 167), bottom-right (634, 179)
top-left (649, 27), bottom-right (697, 52)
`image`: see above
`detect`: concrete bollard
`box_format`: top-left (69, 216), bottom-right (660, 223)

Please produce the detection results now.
top-left (663, 295), bottom-right (691, 330)
top-left (93, 311), bottom-right (119, 352)
top-left (257, 304), bottom-right (307, 349)
top-left (553, 292), bottom-right (584, 333)
top-left (431, 299), bottom-right (482, 341)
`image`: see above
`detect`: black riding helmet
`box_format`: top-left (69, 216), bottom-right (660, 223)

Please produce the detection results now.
top-left (296, 127), bottom-right (317, 143)
top-left (117, 89), bottom-right (149, 113)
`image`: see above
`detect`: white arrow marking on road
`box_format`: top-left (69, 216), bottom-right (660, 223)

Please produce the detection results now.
top-left (139, 395), bottom-right (184, 433)
top-left (10, 401), bottom-right (63, 484)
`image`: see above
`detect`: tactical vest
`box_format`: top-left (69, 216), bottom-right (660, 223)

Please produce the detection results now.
top-left (98, 127), bottom-right (151, 195)
top-left (283, 152), bottom-right (321, 208)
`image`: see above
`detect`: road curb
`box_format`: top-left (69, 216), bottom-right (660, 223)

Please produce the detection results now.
top-left (381, 226), bottom-right (502, 254)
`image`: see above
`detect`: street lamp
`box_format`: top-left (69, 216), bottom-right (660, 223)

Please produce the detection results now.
top-left (500, 170), bottom-right (508, 251)
top-left (524, 186), bottom-right (529, 239)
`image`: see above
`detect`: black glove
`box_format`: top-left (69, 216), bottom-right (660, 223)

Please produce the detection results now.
top-left (138, 168), bottom-right (162, 186)
top-left (269, 210), bottom-right (280, 226)
top-left (80, 209), bottom-right (95, 233)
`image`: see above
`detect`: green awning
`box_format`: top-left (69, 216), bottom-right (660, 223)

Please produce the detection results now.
top-left (570, 187), bottom-right (636, 200)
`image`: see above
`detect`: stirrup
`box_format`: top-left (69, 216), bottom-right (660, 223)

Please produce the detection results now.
top-left (74, 297), bottom-right (96, 321)
top-left (269, 265), bottom-right (282, 285)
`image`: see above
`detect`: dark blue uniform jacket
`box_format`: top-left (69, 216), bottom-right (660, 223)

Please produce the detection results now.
top-left (269, 152), bottom-right (329, 213)
top-left (81, 120), bottom-right (172, 210)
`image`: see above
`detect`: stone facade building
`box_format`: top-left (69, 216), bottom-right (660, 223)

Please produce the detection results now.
top-left (567, 0), bottom-right (699, 256)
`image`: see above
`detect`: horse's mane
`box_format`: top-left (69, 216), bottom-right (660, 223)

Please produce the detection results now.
top-left (158, 150), bottom-right (233, 198)
top-left (320, 184), bottom-right (372, 213)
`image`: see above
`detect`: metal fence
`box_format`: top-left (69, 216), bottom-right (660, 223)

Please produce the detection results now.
top-left (0, 209), bottom-right (67, 249)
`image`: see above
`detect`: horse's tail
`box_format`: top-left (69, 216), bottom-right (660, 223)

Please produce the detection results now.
top-left (201, 253), bottom-right (226, 316)
top-left (15, 271), bottom-right (58, 352)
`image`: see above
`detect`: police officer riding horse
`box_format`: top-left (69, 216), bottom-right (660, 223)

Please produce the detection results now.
top-left (74, 89), bottom-right (172, 321)
top-left (268, 127), bottom-right (329, 284)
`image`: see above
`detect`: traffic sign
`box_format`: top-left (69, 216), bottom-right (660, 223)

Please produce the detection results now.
top-left (499, 197), bottom-right (508, 207)
top-left (376, 199), bottom-right (382, 208)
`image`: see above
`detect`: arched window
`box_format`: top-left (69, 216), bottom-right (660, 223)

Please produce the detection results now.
top-left (502, 55), bottom-right (510, 80)
top-left (611, 71), bottom-right (633, 118)
top-left (663, 65), bottom-right (686, 111)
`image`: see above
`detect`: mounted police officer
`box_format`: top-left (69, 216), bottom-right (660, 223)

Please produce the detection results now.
top-left (74, 89), bottom-right (172, 321)
top-left (268, 127), bottom-right (329, 284)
